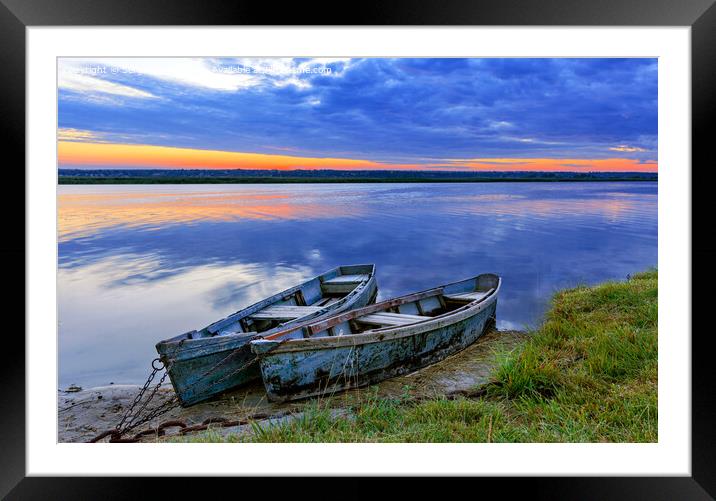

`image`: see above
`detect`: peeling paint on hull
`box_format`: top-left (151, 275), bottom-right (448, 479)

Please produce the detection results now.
top-left (159, 342), bottom-right (262, 407)
top-left (255, 277), bottom-right (499, 403)
top-left (157, 266), bottom-right (378, 406)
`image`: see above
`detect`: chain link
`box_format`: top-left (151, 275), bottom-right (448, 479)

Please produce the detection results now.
top-left (116, 364), bottom-right (176, 435)
top-left (90, 336), bottom-right (288, 442)
top-left (114, 359), bottom-right (163, 434)
top-left (106, 339), bottom-right (187, 440)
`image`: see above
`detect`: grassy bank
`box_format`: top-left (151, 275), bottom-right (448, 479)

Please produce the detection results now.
top-left (190, 270), bottom-right (658, 443)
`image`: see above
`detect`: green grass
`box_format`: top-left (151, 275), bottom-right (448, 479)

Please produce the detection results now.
top-left (188, 269), bottom-right (658, 443)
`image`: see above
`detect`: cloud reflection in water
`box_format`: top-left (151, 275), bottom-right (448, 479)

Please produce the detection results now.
top-left (58, 182), bottom-right (657, 387)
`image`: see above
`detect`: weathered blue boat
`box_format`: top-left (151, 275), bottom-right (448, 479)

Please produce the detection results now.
top-left (156, 264), bottom-right (377, 406)
top-left (250, 273), bottom-right (500, 402)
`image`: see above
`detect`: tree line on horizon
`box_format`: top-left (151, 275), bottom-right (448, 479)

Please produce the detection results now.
top-left (58, 169), bottom-right (658, 180)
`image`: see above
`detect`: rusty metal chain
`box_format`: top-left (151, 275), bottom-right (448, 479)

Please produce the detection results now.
top-left (119, 368), bottom-right (177, 435)
top-left (89, 336), bottom-right (288, 443)
top-left (106, 409), bottom-right (293, 443)
top-left (113, 358), bottom-right (168, 436)
top-left (90, 340), bottom-right (186, 442)
top-left (120, 348), bottom-right (260, 437)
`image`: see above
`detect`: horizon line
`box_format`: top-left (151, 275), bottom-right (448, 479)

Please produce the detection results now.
top-left (58, 167), bottom-right (658, 175)
top-left (57, 141), bottom-right (658, 173)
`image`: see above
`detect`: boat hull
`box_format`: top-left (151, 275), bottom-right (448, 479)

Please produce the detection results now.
top-left (158, 335), bottom-right (262, 407)
top-left (161, 278), bottom-right (378, 406)
top-left (256, 293), bottom-right (497, 402)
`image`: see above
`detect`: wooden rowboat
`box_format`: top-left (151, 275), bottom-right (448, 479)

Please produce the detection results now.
top-left (250, 273), bottom-right (500, 402)
top-left (156, 265), bottom-right (377, 406)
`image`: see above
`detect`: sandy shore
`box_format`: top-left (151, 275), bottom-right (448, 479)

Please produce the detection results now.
top-left (59, 329), bottom-right (526, 443)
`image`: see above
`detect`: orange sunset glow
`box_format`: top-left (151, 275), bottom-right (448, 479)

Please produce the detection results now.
top-left (58, 141), bottom-right (657, 173)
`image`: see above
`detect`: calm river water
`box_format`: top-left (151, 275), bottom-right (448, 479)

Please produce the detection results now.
top-left (58, 182), bottom-right (657, 388)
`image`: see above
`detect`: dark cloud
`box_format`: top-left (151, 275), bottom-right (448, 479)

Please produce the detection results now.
top-left (58, 58), bottom-right (657, 163)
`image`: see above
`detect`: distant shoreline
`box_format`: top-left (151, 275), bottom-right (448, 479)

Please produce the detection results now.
top-left (58, 176), bottom-right (658, 185)
top-left (58, 169), bottom-right (657, 185)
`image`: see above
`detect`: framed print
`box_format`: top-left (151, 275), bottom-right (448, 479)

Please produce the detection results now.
top-left (3, 0), bottom-right (714, 497)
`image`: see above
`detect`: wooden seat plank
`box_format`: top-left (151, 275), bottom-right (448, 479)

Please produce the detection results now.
top-left (356, 312), bottom-right (429, 327)
top-left (313, 296), bottom-right (341, 307)
top-left (443, 289), bottom-right (494, 302)
top-left (323, 274), bottom-right (369, 284)
top-left (250, 305), bottom-right (324, 321)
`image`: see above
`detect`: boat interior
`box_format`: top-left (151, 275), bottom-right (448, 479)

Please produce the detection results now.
top-left (264, 273), bottom-right (499, 341)
top-left (186, 265), bottom-right (374, 340)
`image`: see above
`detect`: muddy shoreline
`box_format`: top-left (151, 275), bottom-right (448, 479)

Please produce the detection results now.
top-left (59, 329), bottom-right (526, 443)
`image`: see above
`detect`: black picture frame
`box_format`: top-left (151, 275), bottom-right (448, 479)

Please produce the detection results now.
top-left (2, 0), bottom-right (713, 498)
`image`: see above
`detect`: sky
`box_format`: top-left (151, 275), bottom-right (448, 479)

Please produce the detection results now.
top-left (57, 57), bottom-right (657, 172)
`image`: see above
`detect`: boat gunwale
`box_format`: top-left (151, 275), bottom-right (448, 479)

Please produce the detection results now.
top-left (252, 275), bottom-right (501, 354)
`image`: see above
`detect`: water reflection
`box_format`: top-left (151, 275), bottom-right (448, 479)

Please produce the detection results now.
top-left (58, 182), bottom-right (657, 387)
top-left (58, 187), bottom-right (362, 241)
